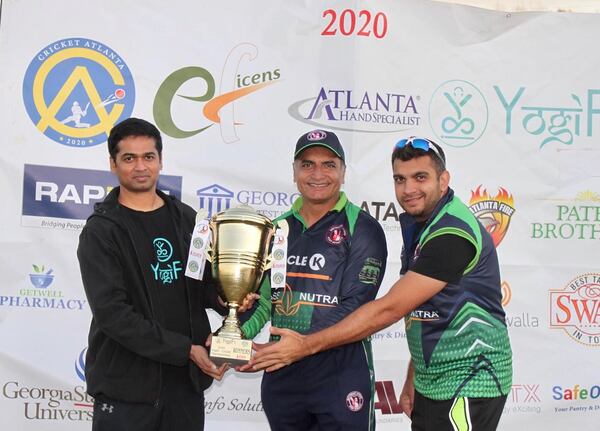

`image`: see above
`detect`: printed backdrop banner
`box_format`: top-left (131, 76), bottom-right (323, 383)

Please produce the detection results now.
top-left (1, 1), bottom-right (599, 430)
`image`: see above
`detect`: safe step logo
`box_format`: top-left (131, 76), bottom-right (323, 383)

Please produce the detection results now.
top-left (23, 38), bottom-right (135, 147)
top-left (550, 273), bottom-right (600, 347)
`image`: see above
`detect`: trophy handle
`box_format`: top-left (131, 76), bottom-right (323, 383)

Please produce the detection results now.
top-left (205, 248), bottom-right (214, 263)
top-left (263, 255), bottom-right (273, 270)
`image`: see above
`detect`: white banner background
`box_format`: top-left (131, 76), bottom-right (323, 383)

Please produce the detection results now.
top-left (1, 0), bottom-right (599, 429)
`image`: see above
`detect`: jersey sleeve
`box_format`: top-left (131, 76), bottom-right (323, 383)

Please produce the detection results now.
top-left (317, 214), bottom-right (388, 330)
top-left (240, 270), bottom-right (272, 339)
top-left (410, 234), bottom-right (476, 282)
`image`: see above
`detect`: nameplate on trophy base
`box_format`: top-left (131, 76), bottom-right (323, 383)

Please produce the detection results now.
top-left (210, 336), bottom-right (253, 366)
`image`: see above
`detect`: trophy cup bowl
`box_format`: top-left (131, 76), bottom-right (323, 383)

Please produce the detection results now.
top-left (207, 205), bottom-right (274, 365)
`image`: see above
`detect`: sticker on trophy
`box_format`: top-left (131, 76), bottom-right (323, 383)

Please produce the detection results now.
top-left (185, 219), bottom-right (211, 280)
top-left (270, 227), bottom-right (288, 289)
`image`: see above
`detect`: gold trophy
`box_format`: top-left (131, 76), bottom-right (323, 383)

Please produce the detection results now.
top-left (206, 205), bottom-right (275, 365)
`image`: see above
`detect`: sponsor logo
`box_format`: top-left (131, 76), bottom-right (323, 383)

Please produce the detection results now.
top-left (23, 38), bottom-right (135, 147)
top-left (502, 281), bottom-right (540, 329)
top-left (75, 348), bottom-right (86, 383)
top-left (359, 200), bottom-right (401, 232)
top-left (22, 164), bottom-right (181, 229)
top-left (346, 391), bottom-right (364, 412)
top-left (204, 395), bottom-right (264, 415)
top-left (289, 87), bottom-right (422, 133)
top-left (151, 238), bottom-right (183, 285)
top-left (1, 381), bottom-right (93, 421)
top-left (550, 273), bottom-right (600, 346)
top-left (494, 85), bottom-right (600, 148)
top-left (287, 253), bottom-right (326, 271)
top-left (0, 265), bottom-right (86, 311)
top-left (29, 264), bottom-right (54, 289)
top-left (374, 380), bottom-right (404, 415)
top-left (326, 224), bottom-right (347, 245)
top-left (552, 384), bottom-right (600, 414)
top-left (274, 284), bottom-right (338, 317)
top-left (502, 383), bottom-right (542, 416)
top-left (429, 80), bottom-right (488, 147)
top-left (196, 183), bottom-right (299, 219)
top-left (154, 43), bottom-right (280, 144)
top-left (531, 191), bottom-right (600, 240)
top-left (358, 257), bottom-right (382, 285)
top-left (307, 130), bottom-right (327, 141)
top-left (469, 185), bottom-right (516, 247)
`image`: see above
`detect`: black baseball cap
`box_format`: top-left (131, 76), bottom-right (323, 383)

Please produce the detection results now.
top-left (294, 129), bottom-right (345, 162)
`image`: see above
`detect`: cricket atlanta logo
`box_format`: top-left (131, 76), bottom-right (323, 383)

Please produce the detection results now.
top-left (550, 273), bottom-right (600, 347)
top-left (469, 185), bottom-right (516, 247)
top-left (23, 38), bottom-right (135, 147)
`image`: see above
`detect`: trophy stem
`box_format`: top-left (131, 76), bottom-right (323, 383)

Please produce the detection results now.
top-left (215, 303), bottom-right (243, 339)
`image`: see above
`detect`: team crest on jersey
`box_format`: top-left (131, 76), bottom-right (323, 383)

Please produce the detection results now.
top-left (469, 185), bottom-right (515, 247)
top-left (23, 38), bottom-right (135, 147)
top-left (326, 224), bottom-right (347, 245)
top-left (346, 391), bottom-right (364, 411)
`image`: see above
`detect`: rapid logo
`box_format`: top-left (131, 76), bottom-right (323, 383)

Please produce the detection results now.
top-left (22, 164), bottom-right (182, 229)
top-left (502, 281), bottom-right (540, 329)
top-left (289, 87), bottom-right (421, 133)
top-left (550, 273), bottom-right (600, 347)
top-left (0, 265), bottom-right (86, 311)
top-left (429, 80), bottom-right (488, 147)
top-left (531, 190), bottom-right (600, 240)
top-left (154, 43), bottom-right (280, 144)
top-left (469, 185), bottom-right (515, 247)
top-left (23, 38), bottom-right (135, 147)
top-left (196, 184), bottom-right (299, 219)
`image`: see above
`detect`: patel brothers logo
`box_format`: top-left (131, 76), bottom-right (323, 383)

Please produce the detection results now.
top-left (23, 38), bottom-right (135, 147)
top-left (531, 190), bottom-right (600, 240)
top-left (429, 80), bottom-right (488, 147)
top-left (469, 185), bottom-right (516, 247)
top-left (550, 273), bottom-right (600, 347)
top-left (153, 43), bottom-right (280, 144)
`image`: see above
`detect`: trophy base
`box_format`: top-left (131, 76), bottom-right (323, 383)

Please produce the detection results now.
top-left (209, 336), bottom-right (252, 366)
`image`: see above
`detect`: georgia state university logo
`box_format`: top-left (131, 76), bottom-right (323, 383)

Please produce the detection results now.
top-left (469, 185), bottom-right (515, 247)
top-left (23, 38), bottom-right (135, 147)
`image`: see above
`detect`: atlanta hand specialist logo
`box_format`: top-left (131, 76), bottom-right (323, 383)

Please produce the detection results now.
top-left (550, 273), bottom-right (600, 346)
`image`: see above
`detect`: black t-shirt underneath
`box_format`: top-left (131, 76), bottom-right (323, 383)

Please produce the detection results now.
top-left (410, 233), bottom-right (476, 283)
top-left (122, 204), bottom-right (191, 338)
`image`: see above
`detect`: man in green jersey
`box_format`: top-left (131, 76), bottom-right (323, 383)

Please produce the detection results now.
top-left (250, 136), bottom-right (513, 431)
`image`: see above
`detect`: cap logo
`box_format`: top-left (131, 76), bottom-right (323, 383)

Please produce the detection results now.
top-left (307, 130), bottom-right (327, 141)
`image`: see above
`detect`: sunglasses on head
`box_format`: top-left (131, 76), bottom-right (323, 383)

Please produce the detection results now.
top-left (395, 137), bottom-right (445, 165)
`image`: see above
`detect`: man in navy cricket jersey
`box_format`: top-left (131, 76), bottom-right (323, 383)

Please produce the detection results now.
top-left (240, 129), bottom-right (388, 430)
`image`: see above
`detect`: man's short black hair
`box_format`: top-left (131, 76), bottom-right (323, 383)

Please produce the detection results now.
top-left (107, 117), bottom-right (163, 160)
top-left (391, 138), bottom-right (446, 175)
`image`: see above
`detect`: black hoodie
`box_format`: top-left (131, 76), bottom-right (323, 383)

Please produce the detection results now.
top-left (77, 187), bottom-right (225, 403)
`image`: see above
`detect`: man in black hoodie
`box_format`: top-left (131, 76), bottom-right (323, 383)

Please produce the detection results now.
top-left (77, 118), bottom-right (228, 431)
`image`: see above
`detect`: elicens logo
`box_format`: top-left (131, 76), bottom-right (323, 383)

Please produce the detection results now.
top-left (23, 38), bottom-right (135, 147)
top-left (196, 184), bottom-right (299, 220)
top-left (289, 87), bottom-right (421, 133)
top-left (1, 380), bottom-right (93, 421)
top-left (154, 43), bottom-right (280, 144)
top-left (494, 85), bottom-right (600, 149)
top-left (469, 185), bottom-right (515, 247)
top-left (429, 80), bottom-right (488, 148)
top-left (22, 164), bottom-right (182, 229)
top-left (550, 273), bottom-right (600, 347)
top-left (531, 191), bottom-right (600, 240)
top-left (0, 265), bottom-right (86, 311)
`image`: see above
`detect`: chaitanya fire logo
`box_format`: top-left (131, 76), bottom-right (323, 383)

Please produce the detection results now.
top-left (469, 186), bottom-right (516, 247)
